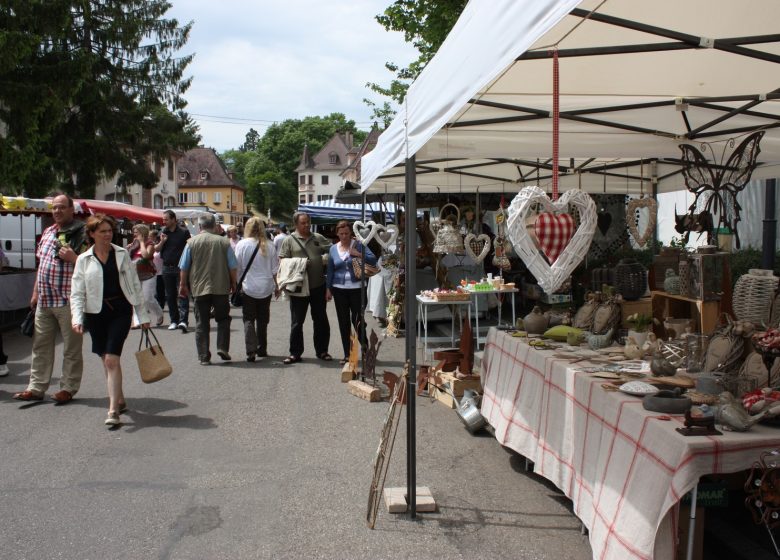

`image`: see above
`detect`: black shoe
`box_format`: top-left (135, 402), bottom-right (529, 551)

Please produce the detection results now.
top-left (247, 353), bottom-right (256, 363)
top-left (256, 350), bottom-right (268, 358)
top-left (217, 350), bottom-right (231, 361)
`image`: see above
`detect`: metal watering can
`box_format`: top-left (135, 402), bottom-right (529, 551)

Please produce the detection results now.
top-left (453, 387), bottom-right (487, 434)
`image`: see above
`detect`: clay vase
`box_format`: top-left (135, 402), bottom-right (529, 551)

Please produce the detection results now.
top-left (523, 306), bottom-right (549, 335)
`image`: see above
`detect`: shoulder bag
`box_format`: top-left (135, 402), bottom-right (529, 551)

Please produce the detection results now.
top-left (231, 242), bottom-right (261, 307)
top-left (20, 307), bottom-right (35, 337)
top-left (349, 241), bottom-right (378, 280)
top-left (135, 328), bottom-right (172, 383)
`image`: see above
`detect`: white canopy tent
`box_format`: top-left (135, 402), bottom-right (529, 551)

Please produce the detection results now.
top-left (358, 0), bottom-right (780, 195)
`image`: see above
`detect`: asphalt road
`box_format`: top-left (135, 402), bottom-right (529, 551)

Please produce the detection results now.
top-left (0, 299), bottom-right (592, 560)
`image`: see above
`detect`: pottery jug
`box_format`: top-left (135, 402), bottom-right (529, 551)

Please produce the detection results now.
top-left (523, 306), bottom-right (549, 334)
top-left (663, 268), bottom-right (681, 295)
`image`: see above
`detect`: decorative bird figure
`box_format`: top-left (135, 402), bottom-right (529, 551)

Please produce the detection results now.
top-left (716, 392), bottom-right (766, 431)
top-left (642, 332), bottom-right (658, 356)
top-left (650, 349), bottom-right (677, 376)
top-left (623, 336), bottom-right (643, 360)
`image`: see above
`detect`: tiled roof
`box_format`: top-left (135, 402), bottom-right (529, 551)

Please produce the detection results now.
top-left (295, 133), bottom-right (353, 172)
top-left (177, 147), bottom-right (245, 190)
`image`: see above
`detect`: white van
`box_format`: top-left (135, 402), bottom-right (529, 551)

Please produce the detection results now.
top-left (0, 213), bottom-right (44, 269)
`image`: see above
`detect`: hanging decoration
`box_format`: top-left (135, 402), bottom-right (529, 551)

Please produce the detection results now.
top-left (551, 47), bottom-right (560, 201)
top-left (507, 186), bottom-right (596, 294)
top-left (374, 223), bottom-right (399, 251)
top-left (430, 203), bottom-right (464, 254)
top-left (353, 220), bottom-right (378, 244)
top-left (626, 160), bottom-right (657, 248)
top-left (534, 212), bottom-right (575, 264)
top-left (589, 194), bottom-right (629, 261)
top-left (679, 130), bottom-right (764, 249)
top-left (464, 233), bottom-right (491, 263)
top-left (492, 199), bottom-right (511, 271)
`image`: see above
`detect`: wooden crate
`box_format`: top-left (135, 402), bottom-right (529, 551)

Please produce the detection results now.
top-left (620, 297), bottom-right (652, 328)
top-left (437, 371), bottom-right (481, 397)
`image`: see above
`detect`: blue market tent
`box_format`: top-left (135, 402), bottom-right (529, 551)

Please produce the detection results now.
top-left (296, 200), bottom-right (398, 224)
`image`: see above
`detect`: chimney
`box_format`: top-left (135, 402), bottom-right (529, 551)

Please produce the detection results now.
top-left (346, 131), bottom-right (353, 148)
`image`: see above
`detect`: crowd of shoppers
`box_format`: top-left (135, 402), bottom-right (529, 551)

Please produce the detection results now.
top-left (6, 207), bottom-right (383, 427)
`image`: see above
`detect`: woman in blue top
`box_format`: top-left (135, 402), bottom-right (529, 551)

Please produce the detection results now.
top-left (325, 220), bottom-right (377, 364)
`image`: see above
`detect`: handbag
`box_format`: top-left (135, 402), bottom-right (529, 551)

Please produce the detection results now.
top-left (135, 328), bottom-right (172, 383)
top-left (231, 241), bottom-right (261, 307)
top-left (20, 308), bottom-right (35, 337)
top-left (135, 258), bottom-right (156, 282)
top-left (351, 257), bottom-right (379, 280)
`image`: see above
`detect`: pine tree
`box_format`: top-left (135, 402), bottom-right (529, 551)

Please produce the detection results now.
top-left (0, 0), bottom-right (199, 197)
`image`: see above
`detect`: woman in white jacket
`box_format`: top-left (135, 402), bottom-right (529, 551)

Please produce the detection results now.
top-left (71, 214), bottom-right (150, 427)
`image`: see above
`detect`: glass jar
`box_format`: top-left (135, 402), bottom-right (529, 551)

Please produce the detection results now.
top-left (685, 334), bottom-right (709, 373)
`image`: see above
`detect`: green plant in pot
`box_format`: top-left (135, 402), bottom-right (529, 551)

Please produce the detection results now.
top-left (626, 312), bottom-right (655, 348)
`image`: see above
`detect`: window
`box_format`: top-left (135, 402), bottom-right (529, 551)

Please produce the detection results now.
top-left (200, 171), bottom-right (209, 180)
top-left (300, 195), bottom-right (306, 204)
top-left (308, 194), bottom-right (313, 203)
top-left (154, 160), bottom-right (162, 177)
top-left (198, 192), bottom-right (207, 203)
top-left (213, 192), bottom-right (222, 204)
top-left (329, 152), bottom-right (337, 164)
top-left (153, 194), bottom-right (163, 209)
top-left (166, 196), bottom-right (176, 208)
top-left (299, 175), bottom-right (305, 185)
top-left (179, 171), bottom-right (187, 180)
top-left (308, 175), bottom-right (313, 184)
top-left (168, 158), bottom-right (174, 180)
top-left (321, 175), bottom-right (329, 185)
top-left (178, 192), bottom-right (189, 204)
top-left (317, 195), bottom-right (333, 202)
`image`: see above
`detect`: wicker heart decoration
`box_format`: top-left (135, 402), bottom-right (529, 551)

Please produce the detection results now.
top-left (534, 212), bottom-right (575, 264)
top-left (508, 186), bottom-right (597, 294)
top-left (375, 224), bottom-right (399, 250)
top-left (464, 233), bottom-right (490, 263)
top-left (626, 197), bottom-right (657, 248)
top-left (352, 220), bottom-right (377, 244)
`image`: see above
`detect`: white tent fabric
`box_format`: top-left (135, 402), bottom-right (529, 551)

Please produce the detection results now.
top-left (360, 0), bottom-right (780, 195)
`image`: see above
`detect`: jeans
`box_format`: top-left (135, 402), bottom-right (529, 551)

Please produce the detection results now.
top-left (193, 294), bottom-right (231, 361)
top-left (155, 275), bottom-right (166, 309)
top-left (288, 284), bottom-right (330, 358)
top-left (162, 266), bottom-right (189, 325)
top-left (242, 293), bottom-right (271, 356)
top-left (331, 286), bottom-right (366, 359)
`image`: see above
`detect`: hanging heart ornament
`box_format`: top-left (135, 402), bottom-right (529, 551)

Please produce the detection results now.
top-left (626, 196), bottom-right (657, 248)
top-left (375, 223), bottom-right (399, 250)
top-left (508, 186), bottom-right (597, 294)
top-left (352, 220), bottom-right (378, 243)
top-left (534, 212), bottom-right (574, 263)
top-left (464, 233), bottom-right (491, 263)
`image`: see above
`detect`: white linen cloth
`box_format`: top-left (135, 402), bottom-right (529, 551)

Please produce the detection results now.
top-left (235, 238), bottom-right (278, 299)
top-left (480, 327), bottom-right (780, 560)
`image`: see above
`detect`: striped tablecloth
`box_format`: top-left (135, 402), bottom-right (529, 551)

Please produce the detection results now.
top-left (481, 327), bottom-right (780, 560)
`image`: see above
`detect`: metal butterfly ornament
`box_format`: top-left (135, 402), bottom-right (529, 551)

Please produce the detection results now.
top-left (679, 130), bottom-right (764, 249)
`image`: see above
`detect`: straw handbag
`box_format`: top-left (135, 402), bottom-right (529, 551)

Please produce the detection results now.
top-left (135, 329), bottom-right (172, 383)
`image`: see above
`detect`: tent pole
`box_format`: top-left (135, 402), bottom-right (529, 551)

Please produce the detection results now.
top-left (361, 192), bottom-right (367, 382)
top-left (405, 155), bottom-right (417, 519)
top-left (762, 178), bottom-right (777, 270)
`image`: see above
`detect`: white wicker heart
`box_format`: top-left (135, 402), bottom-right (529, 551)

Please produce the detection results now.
top-left (464, 233), bottom-right (491, 263)
top-left (375, 223), bottom-right (399, 251)
top-left (626, 197), bottom-right (657, 248)
top-left (352, 220), bottom-right (378, 244)
top-left (508, 186), bottom-right (597, 294)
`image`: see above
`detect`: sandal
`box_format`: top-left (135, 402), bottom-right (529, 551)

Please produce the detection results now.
top-left (282, 356), bottom-right (301, 365)
top-left (318, 353), bottom-right (333, 362)
top-left (12, 390), bottom-right (44, 401)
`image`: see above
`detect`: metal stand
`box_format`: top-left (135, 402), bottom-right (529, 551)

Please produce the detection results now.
top-left (686, 483), bottom-right (698, 560)
top-left (405, 155), bottom-right (417, 518)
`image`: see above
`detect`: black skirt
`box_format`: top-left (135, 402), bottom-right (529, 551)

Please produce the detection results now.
top-left (85, 297), bottom-right (133, 357)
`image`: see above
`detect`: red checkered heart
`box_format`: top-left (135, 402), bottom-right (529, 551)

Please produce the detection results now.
top-left (534, 212), bottom-right (574, 264)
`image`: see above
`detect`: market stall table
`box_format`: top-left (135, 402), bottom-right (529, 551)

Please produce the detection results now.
top-left (469, 288), bottom-right (518, 349)
top-left (415, 294), bottom-right (472, 363)
top-left (480, 327), bottom-right (780, 560)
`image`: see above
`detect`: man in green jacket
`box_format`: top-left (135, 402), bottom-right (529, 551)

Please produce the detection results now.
top-left (179, 213), bottom-right (238, 365)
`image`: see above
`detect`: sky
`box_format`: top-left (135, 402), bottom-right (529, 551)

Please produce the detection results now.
top-left (166, 0), bottom-right (418, 152)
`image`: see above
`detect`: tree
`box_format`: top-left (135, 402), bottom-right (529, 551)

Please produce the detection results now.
top-left (239, 128), bottom-right (260, 153)
top-left (364, 0), bottom-right (467, 121)
top-left (0, 0), bottom-right (199, 197)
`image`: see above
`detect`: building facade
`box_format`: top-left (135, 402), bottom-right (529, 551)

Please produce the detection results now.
top-left (95, 154), bottom-right (179, 210)
top-left (176, 147), bottom-right (247, 226)
top-left (295, 132), bottom-right (356, 205)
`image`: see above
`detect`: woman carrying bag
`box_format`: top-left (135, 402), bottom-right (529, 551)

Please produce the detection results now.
top-left (325, 220), bottom-right (377, 365)
top-left (234, 217), bottom-right (280, 362)
top-left (71, 214), bottom-right (150, 427)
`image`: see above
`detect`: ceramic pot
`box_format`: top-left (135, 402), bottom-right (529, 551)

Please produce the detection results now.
top-left (523, 306), bottom-right (549, 335)
top-left (628, 330), bottom-right (648, 348)
top-left (663, 268), bottom-right (681, 295)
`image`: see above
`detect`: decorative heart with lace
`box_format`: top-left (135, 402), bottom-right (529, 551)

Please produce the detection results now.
top-left (375, 223), bottom-right (399, 250)
top-left (534, 212), bottom-right (575, 264)
top-left (464, 233), bottom-right (490, 263)
top-left (352, 220), bottom-right (377, 244)
top-left (626, 196), bottom-right (657, 248)
top-left (508, 186), bottom-right (597, 294)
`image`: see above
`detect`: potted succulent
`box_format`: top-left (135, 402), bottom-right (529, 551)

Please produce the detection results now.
top-left (626, 312), bottom-right (654, 348)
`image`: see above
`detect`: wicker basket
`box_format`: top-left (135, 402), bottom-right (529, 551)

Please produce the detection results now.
top-left (733, 269), bottom-right (779, 326)
top-left (432, 293), bottom-right (471, 302)
top-left (678, 260), bottom-right (691, 299)
top-left (615, 258), bottom-right (647, 301)
top-left (431, 203), bottom-right (464, 254)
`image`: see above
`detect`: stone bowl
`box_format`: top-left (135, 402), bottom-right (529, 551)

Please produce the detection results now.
top-left (642, 390), bottom-right (692, 414)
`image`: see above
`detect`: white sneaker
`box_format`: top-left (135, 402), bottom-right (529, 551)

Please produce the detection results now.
top-left (178, 322), bottom-right (188, 333)
top-left (0, 364), bottom-right (8, 377)
top-left (168, 323), bottom-right (178, 331)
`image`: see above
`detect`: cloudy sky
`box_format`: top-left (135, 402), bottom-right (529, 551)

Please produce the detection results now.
top-left (166, 0), bottom-right (418, 152)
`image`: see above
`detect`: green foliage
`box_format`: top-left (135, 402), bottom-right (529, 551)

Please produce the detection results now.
top-left (0, 0), bottom-right (199, 197)
top-left (365, 0), bottom-right (468, 121)
top-left (728, 248), bottom-right (780, 286)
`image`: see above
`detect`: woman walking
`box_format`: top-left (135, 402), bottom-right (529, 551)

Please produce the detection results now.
top-left (71, 214), bottom-right (150, 426)
top-left (235, 217), bottom-right (280, 362)
top-left (325, 220), bottom-right (377, 364)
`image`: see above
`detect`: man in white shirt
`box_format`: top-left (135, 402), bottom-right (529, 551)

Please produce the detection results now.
top-left (273, 224), bottom-right (288, 255)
